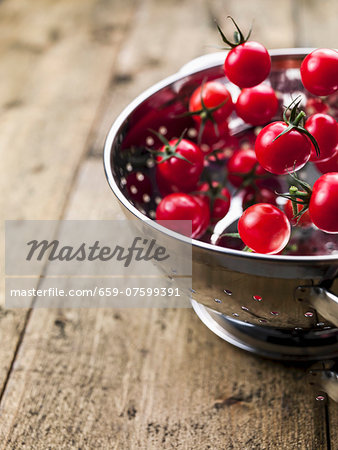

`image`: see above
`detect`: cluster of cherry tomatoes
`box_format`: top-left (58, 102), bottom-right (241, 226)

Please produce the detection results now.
top-left (128, 18), bottom-right (338, 255)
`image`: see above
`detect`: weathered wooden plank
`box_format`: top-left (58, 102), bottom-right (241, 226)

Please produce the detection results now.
top-left (0, 0), bottom-right (136, 417)
top-left (89, 0), bottom-right (218, 156)
top-left (329, 403), bottom-right (338, 450)
top-left (0, 159), bottom-right (328, 449)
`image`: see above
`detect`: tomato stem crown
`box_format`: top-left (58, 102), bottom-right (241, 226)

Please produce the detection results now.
top-left (147, 129), bottom-right (193, 165)
top-left (180, 79), bottom-right (229, 143)
top-left (273, 96), bottom-right (320, 156)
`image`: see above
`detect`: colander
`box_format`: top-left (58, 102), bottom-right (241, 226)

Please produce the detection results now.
top-left (103, 49), bottom-right (338, 368)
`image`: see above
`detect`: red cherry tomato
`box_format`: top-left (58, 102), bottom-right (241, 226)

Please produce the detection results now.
top-left (284, 199), bottom-right (312, 227)
top-left (238, 203), bottom-right (291, 254)
top-left (242, 187), bottom-right (277, 210)
top-left (195, 182), bottom-right (231, 222)
top-left (255, 122), bottom-right (312, 175)
top-left (227, 148), bottom-right (266, 187)
top-left (156, 193), bottom-right (210, 239)
top-left (236, 84), bottom-right (279, 125)
top-left (189, 81), bottom-right (233, 125)
top-left (197, 121), bottom-right (230, 152)
top-left (305, 113), bottom-right (338, 162)
top-left (309, 172), bottom-right (338, 233)
top-left (126, 172), bottom-right (152, 203)
top-left (314, 149), bottom-right (338, 174)
top-left (224, 41), bottom-right (271, 88)
top-left (191, 194), bottom-right (212, 232)
top-left (306, 97), bottom-right (329, 115)
top-left (156, 138), bottom-right (204, 192)
top-left (301, 49), bottom-right (338, 97)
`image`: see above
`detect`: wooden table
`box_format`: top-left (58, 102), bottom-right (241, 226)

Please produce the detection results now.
top-left (1, 0), bottom-right (337, 448)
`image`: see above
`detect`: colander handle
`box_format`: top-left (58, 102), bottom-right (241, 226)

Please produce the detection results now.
top-left (296, 286), bottom-right (338, 327)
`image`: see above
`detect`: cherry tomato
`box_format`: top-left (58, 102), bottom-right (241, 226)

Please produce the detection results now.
top-left (156, 193), bottom-right (210, 239)
top-left (306, 97), bottom-right (329, 115)
top-left (242, 187), bottom-right (277, 209)
top-left (314, 149), bottom-right (338, 173)
top-left (189, 81), bottom-right (234, 125)
top-left (309, 172), bottom-right (338, 233)
top-left (305, 113), bottom-right (338, 162)
top-left (224, 42), bottom-right (271, 88)
top-left (284, 199), bottom-right (312, 227)
top-left (195, 182), bottom-right (231, 222)
top-left (236, 84), bottom-right (279, 125)
top-left (227, 148), bottom-right (266, 188)
top-left (191, 194), bottom-right (212, 232)
top-left (126, 172), bottom-right (152, 203)
top-left (238, 203), bottom-right (291, 254)
top-left (300, 49), bottom-right (338, 96)
top-left (196, 121), bottom-right (230, 154)
top-left (156, 138), bottom-right (204, 193)
top-left (255, 122), bottom-right (312, 175)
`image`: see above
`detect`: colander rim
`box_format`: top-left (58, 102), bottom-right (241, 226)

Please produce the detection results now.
top-left (104, 48), bottom-right (338, 265)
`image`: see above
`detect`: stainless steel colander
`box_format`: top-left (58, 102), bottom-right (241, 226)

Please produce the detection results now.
top-left (104, 49), bottom-right (338, 366)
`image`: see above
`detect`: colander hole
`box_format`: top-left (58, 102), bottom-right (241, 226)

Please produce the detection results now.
top-left (304, 312), bottom-right (314, 318)
top-left (188, 128), bottom-right (197, 138)
top-left (139, 207), bottom-right (146, 214)
top-left (146, 159), bottom-right (155, 168)
top-left (201, 144), bottom-right (210, 153)
top-left (253, 295), bottom-right (262, 301)
top-left (316, 395), bottom-right (325, 401)
top-left (214, 298), bottom-right (222, 304)
top-left (159, 126), bottom-right (167, 135)
top-left (149, 210), bottom-right (156, 218)
top-left (130, 185), bottom-right (138, 194)
top-left (126, 163), bottom-right (133, 172)
top-left (241, 306), bottom-right (249, 311)
top-left (232, 313), bottom-right (239, 317)
top-left (136, 172), bottom-right (144, 181)
top-left (155, 196), bottom-right (162, 205)
top-left (120, 177), bottom-right (127, 186)
top-left (254, 126), bottom-right (263, 136)
top-left (258, 319), bottom-right (267, 323)
top-left (224, 290), bottom-right (232, 296)
top-left (146, 136), bottom-right (154, 146)
top-left (270, 311), bottom-right (279, 316)
top-left (143, 194), bottom-right (151, 203)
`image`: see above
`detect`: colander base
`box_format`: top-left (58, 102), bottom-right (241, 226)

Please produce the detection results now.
top-left (191, 300), bottom-right (338, 361)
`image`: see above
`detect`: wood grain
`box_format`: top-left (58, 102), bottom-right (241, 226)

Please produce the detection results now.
top-left (0, 159), bottom-right (329, 449)
top-left (89, 0), bottom-right (217, 156)
top-left (0, 0), bottom-right (136, 415)
top-left (329, 401), bottom-right (338, 450)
